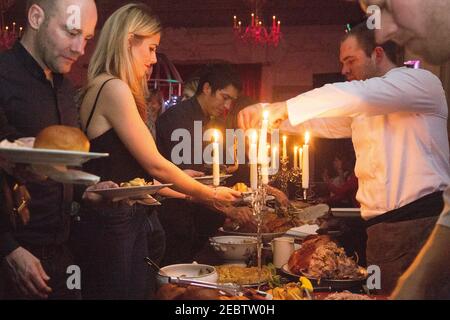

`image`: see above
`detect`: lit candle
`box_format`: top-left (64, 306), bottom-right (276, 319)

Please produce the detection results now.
top-left (277, 21), bottom-right (281, 33)
top-left (233, 15), bottom-right (237, 28)
top-left (19, 27), bottom-right (23, 37)
top-left (258, 110), bottom-right (269, 163)
top-left (238, 21), bottom-right (242, 31)
top-left (271, 146), bottom-right (278, 172)
top-left (12, 22), bottom-right (16, 33)
top-left (272, 16), bottom-right (276, 29)
top-left (299, 147), bottom-right (303, 171)
top-left (250, 131), bottom-right (258, 191)
top-left (282, 135), bottom-right (287, 160)
top-left (251, 13), bottom-right (255, 27)
top-left (212, 130), bottom-right (220, 187)
top-left (259, 111), bottom-right (269, 184)
top-left (294, 146), bottom-right (299, 169)
top-left (302, 132), bottom-right (310, 189)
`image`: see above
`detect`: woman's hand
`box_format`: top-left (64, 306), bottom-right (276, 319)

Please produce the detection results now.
top-left (213, 186), bottom-right (241, 206)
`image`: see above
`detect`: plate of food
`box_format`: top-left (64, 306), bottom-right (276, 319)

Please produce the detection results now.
top-left (215, 265), bottom-right (271, 287)
top-left (283, 236), bottom-right (368, 290)
top-left (221, 210), bottom-right (304, 242)
top-left (0, 126), bottom-right (109, 166)
top-left (87, 178), bottom-right (173, 200)
top-left (194, 174), bottom-right (232, 185)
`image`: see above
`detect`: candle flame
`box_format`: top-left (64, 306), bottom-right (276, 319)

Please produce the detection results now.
top-left (213, 130), bottom-right (219, 143)
top-left (263, 110), bottom-right (269, 121)
top-left (251, 13), bottom-right (255, 17)
top-left (305, 131), bottom-right (310, 145)
top-left (273, 16), bottom-right (276, 19)
top-left (283, 135), bottom-right (287, 142)
top-left (234, 15), bottom-right (237, 19)
top-left (278, 21), bottom-right (281, 25)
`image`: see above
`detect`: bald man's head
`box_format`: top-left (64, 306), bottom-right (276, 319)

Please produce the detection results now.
top-left (361, 0), bottom-right (450, 64)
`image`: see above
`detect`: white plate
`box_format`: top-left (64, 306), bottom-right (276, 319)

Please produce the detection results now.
top-left (0, 147), bottom-right (108, 166)
top-left (87, 183), bottom-right (173, 199)
top-left (285, 224), bottom-right (319, 238)
top-left (194, 175), bottom-right (232, 185)
top-left (32, 165), bottom-right (100, 185)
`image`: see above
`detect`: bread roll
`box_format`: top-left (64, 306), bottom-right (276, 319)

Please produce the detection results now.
top-left (34, 125), bottom-right (90, 152)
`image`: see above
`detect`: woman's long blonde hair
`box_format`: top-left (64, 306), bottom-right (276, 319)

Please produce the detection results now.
top-left (83, 3), bottom-right (161, 120)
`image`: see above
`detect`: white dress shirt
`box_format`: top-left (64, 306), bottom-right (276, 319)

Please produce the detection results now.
top-left (286, 67), bottom-right (450, 220)
top-left (437, 188), bottom-right (450, 228)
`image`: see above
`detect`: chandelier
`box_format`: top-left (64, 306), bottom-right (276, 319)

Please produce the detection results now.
top-left (1, 0), bottom-right (21, 52)
top-left (233, 1), bottom-right (282, 47)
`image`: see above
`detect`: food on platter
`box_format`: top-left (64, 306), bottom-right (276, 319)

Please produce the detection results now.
top-left (216, 265), bottom-right (271, 285)
top-left (232, 183), bottom-right (249, 192)
top-left (224, 212), bottom-right (302, 234)
top-left (156, 284), bottom-right (268, 300)
top-left (34, 125), bottom-right (90, 152)
top-left (267, 277), bottom-right (314, 300)
top-left (324, 291), bottom-right (374, 300)
top-left (288, 236), bottom-right (367, 280)
top-left (119, 178), bottom-right (153, 187)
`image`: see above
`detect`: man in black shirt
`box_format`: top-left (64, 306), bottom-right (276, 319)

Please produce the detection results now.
top-left (156, 64), bottom-right (251, 265)
top-left (0, 0), bottom-right (97, 299)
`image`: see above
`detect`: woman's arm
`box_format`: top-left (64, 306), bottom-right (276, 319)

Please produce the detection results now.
top-left (97, 80), bottom-right (239, 204)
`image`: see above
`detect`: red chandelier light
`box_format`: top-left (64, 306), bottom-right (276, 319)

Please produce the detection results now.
top-left (233, 11), bottom-right (282, 47)
top-left (1, 0), bottom-right (21, 52)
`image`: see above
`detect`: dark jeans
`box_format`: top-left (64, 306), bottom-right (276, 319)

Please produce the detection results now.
top-left (71, 205), bottom-right (165, 300)
top-left (1, 243), bottom-right (81, 300)
top-left (366, 191), bottom-right (444, 295)
top-left (158, 199), bottom-right (225, 266)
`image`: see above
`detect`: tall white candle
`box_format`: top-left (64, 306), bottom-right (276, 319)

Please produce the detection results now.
top-left (250, 131), bottom-right (258, 190)
top-left (299, 147), bottom-right (303, 171)
top-left (282, 135), bottom-right (287, 160)
top-left (259, 111), bottom-right (269, 184)
top-left (294, 146), bottom-right (299, 169)
top-left (302, 132), bottom-right (310, 189)
top-left (212, 130), bottom-right (220, 187)
top-left (271, 146), bottom-right (278, 172)
top-left (258, 111), bottom-right (269, 163)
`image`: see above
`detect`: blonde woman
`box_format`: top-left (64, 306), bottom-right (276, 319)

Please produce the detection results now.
top-left (75, 4), bottom-right (241, 299)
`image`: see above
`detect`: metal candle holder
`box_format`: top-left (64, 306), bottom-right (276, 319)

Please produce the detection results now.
top-left (250, 166), bottom-right (267, 271)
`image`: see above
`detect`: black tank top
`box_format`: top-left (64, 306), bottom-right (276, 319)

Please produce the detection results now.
top-left (83, 78), bottom-right (151, 184)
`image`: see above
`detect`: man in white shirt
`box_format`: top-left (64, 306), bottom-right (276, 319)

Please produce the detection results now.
top-left (358, 0), bottom-right (450, 299)
top-left (238, 23), bottom-right (450, 294)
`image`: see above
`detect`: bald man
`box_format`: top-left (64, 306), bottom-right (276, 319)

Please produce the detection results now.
top-left (360, 0), bottom-right (450, 300)
top-left (360, 0), bottom-right (450, 65)
top-left (0, 0), bottom-right (97, 299)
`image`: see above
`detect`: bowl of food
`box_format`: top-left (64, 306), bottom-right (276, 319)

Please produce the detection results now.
top-left (210, 236), bottom-right (257, 262)
top-left (156, 263), bottom-right (218, 287)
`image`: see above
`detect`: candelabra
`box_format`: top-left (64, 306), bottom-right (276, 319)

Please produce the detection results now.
top-left (269, 157), bottom-right (305, 200)
top-left (250, 166), bottom-right (267, 272)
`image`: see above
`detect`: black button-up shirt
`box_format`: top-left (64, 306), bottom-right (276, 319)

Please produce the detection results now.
top-left (0, 42), bottom-right (79, 258)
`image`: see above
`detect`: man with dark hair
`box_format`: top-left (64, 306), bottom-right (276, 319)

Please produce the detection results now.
top-left (155, 63), bottom-right (250, 265)
top-left (342, 23), bottom-right (400, 69)
top-left (0, 0), bottom-right (97, 299)
top-left (238, 23), bottom-right (449, 294)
